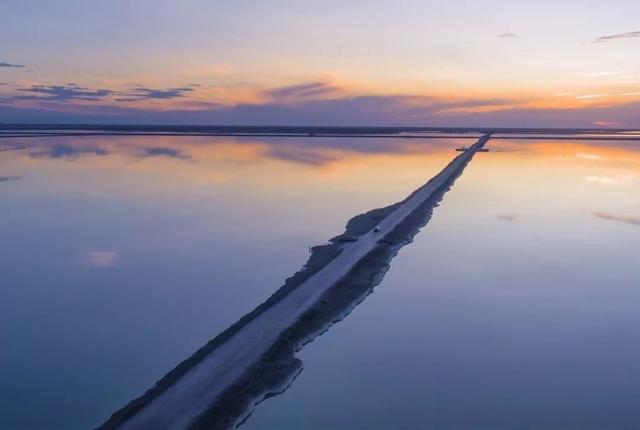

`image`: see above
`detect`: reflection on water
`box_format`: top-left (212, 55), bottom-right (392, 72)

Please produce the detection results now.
top-left (0, 135), bottom-right (463, 429)
top-left (245, 138), bottom-right (640, 430)
top-left (1, 135), bottom-right (639, 429)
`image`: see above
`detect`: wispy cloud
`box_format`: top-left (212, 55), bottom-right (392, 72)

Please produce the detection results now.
top-left (592, 30), bottom-right (640, 43)
top-left (10, 82), bottom-right (202, 104)
top-left (585, 174), bottom-right (633, 185)
top-left (576, 153), bottom-right (605, 161)
top-left (619, 91), bottom-right (640, 97)
top-left (16, 84), bottom-right (112, 101)
top-left (575, 94), bottom-right (608, 100)
top-left (586, 70), bottom-right (625, 77)
top-left (496, 33), bottom-right (518, 39)
top-left (0, 62), bottom-right (25, 68)
top-left (0, 176), bottom-right (20, 183)
top-left (268, 81), bottom-right (341, 102)
top-left (593, 211), bottom-right (640, 226)
top-left (437, 97), bottom-right (516, 112)
top-left (116, 86), bottom-right (195, 101)
top-left (5, 79), bottom-right (640, 128)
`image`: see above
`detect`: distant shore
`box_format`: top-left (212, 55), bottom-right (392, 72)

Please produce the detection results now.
top-left (3, 125), bottom-right (640, 141)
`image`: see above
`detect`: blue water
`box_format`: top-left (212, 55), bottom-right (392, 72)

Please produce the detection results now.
top-left (246, 139), bottom-right (640, 430)
top-left (0, 134), bottom-right (462, 429)
top-left (2, 136), bottom-right (639, 429)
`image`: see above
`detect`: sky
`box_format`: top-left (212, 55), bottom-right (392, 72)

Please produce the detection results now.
top-left (1, 0), bottom-right (640, 127)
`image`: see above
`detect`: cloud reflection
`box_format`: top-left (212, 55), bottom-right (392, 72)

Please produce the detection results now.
top-left (267, 146), bottom-right (337, 166)
top-left (30, 144), bottom-right (109, 160)
top-left (20, 134), bottom-right (463, 168)
top-left (140, 147), bottom-right (191, 160)
top-left (83, 251), bottom-right (118, 268)
top-left (497, 214), bottom-right (518, 222)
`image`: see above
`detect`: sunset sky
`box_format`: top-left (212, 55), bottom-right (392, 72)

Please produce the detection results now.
top-left (2, 0), bottom-right (640, 126)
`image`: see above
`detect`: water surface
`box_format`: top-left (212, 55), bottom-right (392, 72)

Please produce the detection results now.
top-left (246, 138), bottom-right (640, 430)
top-left (0, 134), bottom-right (466, 429)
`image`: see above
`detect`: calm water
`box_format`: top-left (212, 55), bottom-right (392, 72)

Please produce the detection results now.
top-left (1, 136), bottom-right (639, 429)
top-left (246, 139), bottom-right (640, 430)
top-left (0, 135), bottom-right (462, 429)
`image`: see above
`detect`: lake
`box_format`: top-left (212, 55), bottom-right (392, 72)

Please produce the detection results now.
top-left (1, 135), bottom-right (639, 429)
